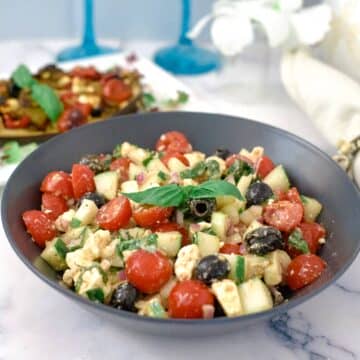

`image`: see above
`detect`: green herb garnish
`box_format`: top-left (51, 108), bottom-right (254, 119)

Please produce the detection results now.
top-left (142, 153), bottom-right (155, 167)
top-left (157, 171), bottom-right (169, 181)
top-left (180, 161), bottom-right (206, 179)
top-left (123, 180), bottom-right (243, 207)
top-left (206, 159), bottom-right (221, 179)
top-left (86, 288), bottom-right (105, 303)
top-left (288, 229), bottom-right (310, 254)
top-left (54, 238), bottom-right (68, 259)
top-left (70, 218), bottom-right (82, 229)
top-left (226, 159), bottom-right (253, 182)
top-left (142, 92), bottom-right (156, 109)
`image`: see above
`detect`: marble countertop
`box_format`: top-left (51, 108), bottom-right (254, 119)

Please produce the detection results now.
top-left (0, 40), bottom-right (359, 360)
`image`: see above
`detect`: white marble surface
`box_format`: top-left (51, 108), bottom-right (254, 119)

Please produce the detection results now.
top-left (0, 40), bottom-right (359, 360)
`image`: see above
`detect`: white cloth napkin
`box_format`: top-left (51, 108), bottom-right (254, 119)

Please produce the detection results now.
top-left (281, 49), bottom-right (360, 186)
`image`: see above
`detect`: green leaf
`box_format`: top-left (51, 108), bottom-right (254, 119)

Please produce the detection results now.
top-left (54, 238), bottom-right (68, 259)
top-left (235, 256), bottom-right (245, 284)
top-left (70, 218), bottom-right (82, 229)
top-left (123, 183), bottom-right (185, 207)
top-left (288, 229), bottom-right (310, 254)
top-left (164, 90), bottom-right (189, 107)
top-left (226, 159), bottom-right (253, 182)
top-left (142, 92), bottom-right (156, 108)
top-left (142, 153), bottom-right (155, 167)
top-left (86, 288), bottom-right (105, 303)
top-left (146, 233), bottom-right (158, 246)
top-left (31, 83), bottom-right (63, 122)
top-left (206, 159), bottom-right (221, 179)
top-left (180, 161), bottom-right (206, 179)
top-left (188, 180), bottom-right (243, 201)
top-left (157, 171), bottom-right (169, 181)
top-left (112, 144), bottom-right (122, 158)
top-left (11, 64), bottom-right (35, 89)
top-left (2, 141), bottom-right (22, 164)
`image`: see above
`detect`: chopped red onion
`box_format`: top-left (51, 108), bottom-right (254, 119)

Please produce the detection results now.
top-left (175, 210), bottom-right (184, 225)
top-left (170, 172), bottom-right (180, 184)
top-left (136, 172), bottom-right (145, 185)
top-left (118, 270), bottom-right (127, 281)
top-left (189, 223), bottom-right (201, 233)
top-left (202, 304), bottom-right (215, 319)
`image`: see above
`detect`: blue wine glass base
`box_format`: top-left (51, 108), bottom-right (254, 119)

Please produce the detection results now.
top-left (57, 44), bottom-right (119, 62)
top-left (154, 44), bottom-right (220, 75)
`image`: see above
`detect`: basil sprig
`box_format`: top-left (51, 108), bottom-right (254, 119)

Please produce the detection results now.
top-left (288, 229), bottom-right (310, 254)
top-left (11, 64), bottom-right (63, 122)
top-left (123, 180), bottom-right (243, 207)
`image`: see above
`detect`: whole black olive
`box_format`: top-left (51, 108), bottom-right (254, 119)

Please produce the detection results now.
top-left (90, 107), bottom-right (103, 117)
top-left (215, 148), bottom-right (231, 160)
top-left (194, 255), bottom-right (230, 285)
top-left (80, 192), bottom-right (106, 208)
top-left (111, 282), bottom-right (139, 312)
top-left (245, 226), bottom-right (284, 255)
top-left (79, 154), bottom-right (111, 174)
top-left (246, 182), bottom-right (273, 206)
top-left (189, 198), bottom-right (215, 220)
top-left (8, 81), bottom-right (21, 98)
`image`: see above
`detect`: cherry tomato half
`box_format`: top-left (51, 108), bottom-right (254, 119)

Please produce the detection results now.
top-left (102, 78), bottom-right (132, 103)
top-left (126, 249), bottom-right (173, 294)
top-left (109, 157), bottom-right (131, 182)
top-left (219, 243), bottom-right (244, 255)
top-left (264, 200), bottom-right (303, 232)
top-left (168, 280), bottom-right (214, 319)
top-left (133, 206), bottom-right (173, 228)
top-left (57, 107), bottom-right (86, 133)
top-left (152, 222), bottom-right (190, 246)
top-left (96, 196), bottom-right (132, 231)
top-left (3, 114), bottom-right (31, 129)
top-left (40, 171), bottom-right (74, 199)
top-left (256, 155), bottom-right (275, 179)
top-left (22, 210), bottom-right (56, 247)
top-left (71, 164), bottom-right (95, 199)
top-left (299, 222), bottom-right (325, 254)
top-left (155, 131), bottom-right (192, 154)
top-left (70, 66), bottom-right (101, 80)
top-left (161, 152), bottom-right (189, 167)
top-left (41, 193), bottom-right (68, 220)
top-left (286, 254), bottom-right (326, 290)
top-left (286, 187), bottom-right (303, 205)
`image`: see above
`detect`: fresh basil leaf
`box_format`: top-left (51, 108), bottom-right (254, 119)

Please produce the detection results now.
top-left (123, 183), bottom-right (185, 207)
top-left (31, 83), bottom-right (63, 122)
top-left (54, 238), bottom-right (68, 259)
top-left (70, 218), bottom-right (82, 229)
top-left (86, 288), bottom-right (105, 303)
top-left (180, 161), bottom-right (206, 179)
top-left (288, 229), bottom-right (310, 254)
top-left (11, 64), bottom-right (35, 89)
top-left (188, 180), bottom-right (243, 201)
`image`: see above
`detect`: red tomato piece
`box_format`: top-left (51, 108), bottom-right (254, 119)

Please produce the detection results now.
top-left (71, 164), bottom-right (95, 199)
top-left (219, 243), bottom-right (244, 255)
top-left (168, 280), bottom-right (214, 319)
top-left (155, 131), bottom-right (192, 154)
top-left (126, 249), bottom-right (172, 294)
top-left (133, 206), bottom-right (173, 228)
top-left (264, 200), bottom-right (303, 232)
top-left (102, 78), bottom-right (132, 103)
top-left (3, 114), bottom-right (31, 129)
top-left (152, 222), bottom-right (190, 246)
top-left (60, 91), bottom-right (76, 108)
top-left (70, 66), bottom-right (101, 80)
top-left (22, 210), bottom-right (56, 247)
top-left (74, 102), bottom-right (92, 117)
top-left (96, 196), bottom-right (132, 231)
top-left (256, 155), bottom-right (275, 179)
top-left (161, 152), bottom-right (190, 167)
top-left (109, 157), bottom-right (131, 182)
top-left (57, 107), bottom-right (87, 133)
top-left (299, 222), bottom-right (326, 254)
top-left (41, 193), bottom-right (68, 220)
top-left (286, 254), bottom-right (326, 290)
top-left (286, 187), bottom-right (303, 205)
top-left (40, 171), bottom-right (74, 199)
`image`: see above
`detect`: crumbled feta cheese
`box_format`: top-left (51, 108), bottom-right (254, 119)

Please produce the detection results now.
top-left (174, 244), bottom-right (200, 281)
top-left (55, 209), bottom-right (76, 232)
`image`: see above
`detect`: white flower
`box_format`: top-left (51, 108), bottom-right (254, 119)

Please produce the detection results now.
top-left (189, 0), bottom-right (332, 56)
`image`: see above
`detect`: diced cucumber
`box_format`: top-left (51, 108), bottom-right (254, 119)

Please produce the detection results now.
top-left (41, 238), bottom-right (68, 271)
top-left (264, 250), bottom-right (291, 286)
top-left (156, 231), bottom-right (182, 257)
top-left (160, 277), bottom-right (177, 307)
top-left (238, 278), bottom-right (273, 315)
top-left (94, 171), bottom-right (119, 200)
top-left (302, 195), bottom-right (323, 222)
top-left (128, 163), bottom-right (143, 180)
top-left (263, 165), bottom-right (290, 192)
top-left (148, 300), bottom-right (168, 318)
top-left (193, 231), bottom-right (220, 257)
top-left (184, 151), bottom-right (206, 167)
top-left (127, 147), bottom-right (151, 166)
top-left (211, 279), bottom-right (244, 317)
top-left (223, 254), bottom-right (245, 284)
top-left (188, 222), bottom-right (212, 239)
top-left (146, 158), bottom-right (169, 174)
top-left (239, 205), bottom-right (263, 226)
top-left (167, 157), bottom-right (188, 172)
top-left (220, 198), bottom-right (245, 223)
top-left (244, 254), bottom-right (269, 280)
top-left (237, 174), bottom-right (253, 197)
top-left (121, 180), bottom-right (139, 194)
top-left (74, 199), bottom-right (98, 225)
top-left (211, 212), bottom-right (229, 240)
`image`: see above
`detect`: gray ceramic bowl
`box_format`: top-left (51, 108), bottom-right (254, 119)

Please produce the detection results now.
top-left (2, 112), bottom-right (360, 337)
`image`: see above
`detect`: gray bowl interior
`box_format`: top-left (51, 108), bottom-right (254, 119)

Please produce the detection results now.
top-left (2, 112), bottom-right (360, 336)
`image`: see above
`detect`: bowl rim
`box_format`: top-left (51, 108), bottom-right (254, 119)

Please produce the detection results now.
top-left (2, 111), bottom-right (360, 326)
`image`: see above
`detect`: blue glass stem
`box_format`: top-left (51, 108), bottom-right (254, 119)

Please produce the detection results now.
top-left (82, 0), bottom-right (97, 48)
top-left (179, 0), bottom-right (192, 46)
